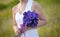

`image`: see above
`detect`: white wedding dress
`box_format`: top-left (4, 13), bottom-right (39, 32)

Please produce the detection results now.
top-left (15, 0), bottom-right (39, 37)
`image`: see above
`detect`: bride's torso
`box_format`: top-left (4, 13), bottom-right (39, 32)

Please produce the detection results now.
top-left (15, 1), bottom-right (39, 30)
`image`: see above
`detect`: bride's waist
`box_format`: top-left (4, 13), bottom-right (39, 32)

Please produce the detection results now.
top-left (25, 27), bottom-right (38, 32)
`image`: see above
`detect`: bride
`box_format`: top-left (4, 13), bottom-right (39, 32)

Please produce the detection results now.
top-left (12, 0), bottom-right (47, 37)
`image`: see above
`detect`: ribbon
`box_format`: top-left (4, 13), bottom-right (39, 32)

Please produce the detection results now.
top-left (20, 24), bottom-right (26, 37)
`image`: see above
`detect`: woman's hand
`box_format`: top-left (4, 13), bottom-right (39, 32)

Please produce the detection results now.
top-left (13, 26), bottom-right (22, 36)
top-left (15, 28), bottom-right (22, 36)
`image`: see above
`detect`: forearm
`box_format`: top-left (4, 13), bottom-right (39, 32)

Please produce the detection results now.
top-left (37, 20), bottom-right (47, 28)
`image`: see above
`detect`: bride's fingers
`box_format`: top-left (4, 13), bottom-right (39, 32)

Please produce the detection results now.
top-left (18, 29), bottom-right (22, 33)
top-left (16, 29), bottom-right (22, 35)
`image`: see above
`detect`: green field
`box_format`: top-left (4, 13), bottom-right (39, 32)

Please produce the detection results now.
top-left (0, 0), bottom-right (60, 37)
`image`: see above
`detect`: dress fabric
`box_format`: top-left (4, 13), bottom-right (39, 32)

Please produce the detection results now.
top-left (15, 0), bottom-right (39, 37)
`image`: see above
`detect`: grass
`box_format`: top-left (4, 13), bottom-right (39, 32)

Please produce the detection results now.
top-left (0, 0), bottom-right (60, 37)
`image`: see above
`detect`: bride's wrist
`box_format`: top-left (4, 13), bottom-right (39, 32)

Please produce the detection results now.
top-left (13, 25), bottom-right (18, 32)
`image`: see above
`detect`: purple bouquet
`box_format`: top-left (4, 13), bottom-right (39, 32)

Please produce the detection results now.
top-left (23, 11), bottom-right (39, 27)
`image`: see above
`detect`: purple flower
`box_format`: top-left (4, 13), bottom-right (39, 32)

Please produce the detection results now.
top-left (23, 10), bottom-right (39, 27)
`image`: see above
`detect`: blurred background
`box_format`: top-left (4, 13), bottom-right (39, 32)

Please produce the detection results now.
top-left (0, 0), bottom-right (60, 37)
